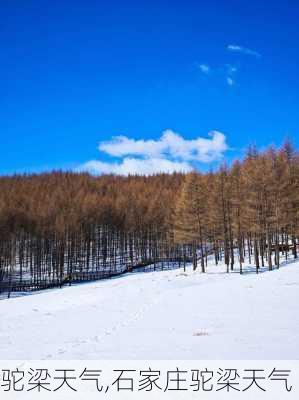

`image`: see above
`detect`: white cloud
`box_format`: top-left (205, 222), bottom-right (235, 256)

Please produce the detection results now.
top-left (227, 44), bottom-right (261, 58)
top-left (197, 62), bottom-right (239, 85)
top-left (226, 64), bottom-right (238, 74)
top-left (79, 130), bottom-right (229, 176)
top-left (198, 64), bottom-right (210, 74)
top-left (79, 158), bottom-right (193, 176)
top-left (99, 130), bottom-right (228, 162)
top-left (225, 64), bottom-right (237, 86)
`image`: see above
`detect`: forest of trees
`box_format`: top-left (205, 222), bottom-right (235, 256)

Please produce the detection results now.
top-left (0, 141), bottom-right (298, 296)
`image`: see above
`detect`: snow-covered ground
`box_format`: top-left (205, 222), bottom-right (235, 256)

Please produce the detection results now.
top-left (1, 258), bottom-right (299, 359)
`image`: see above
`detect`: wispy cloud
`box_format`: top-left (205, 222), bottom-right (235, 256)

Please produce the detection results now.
top-left (226, 64), bottom-right (238, 74)
top-left (227, 77), bottom-right (234, 86)
top-left (196, 44), bottom-right (260, 87)
top-left (197, 60), bottom-right (238, 86)
top-left (226, 64), bottom-right (237, 86)
top-left (198, 64), bottom-right (210, 74)
top-left (78, 130), bottom-right (229, 175)
top-left (227, 44), bottom-right (261, 58)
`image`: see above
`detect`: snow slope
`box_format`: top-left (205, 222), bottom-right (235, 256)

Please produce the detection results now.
top-left (1, 258), bottom-right (299, 359)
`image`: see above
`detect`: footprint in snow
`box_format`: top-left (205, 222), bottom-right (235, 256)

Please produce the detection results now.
top-left (193, 330), bottom-right (209, 337)
top-left (176, 273), bottom-right (188, 277)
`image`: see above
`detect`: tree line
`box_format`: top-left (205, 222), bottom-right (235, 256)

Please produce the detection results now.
top-left (0, 140), bottom-right (298, 295)
top-left (174, 141), bottom-right (299, 273)
top-left (0, 172), bottom-right (186, 294)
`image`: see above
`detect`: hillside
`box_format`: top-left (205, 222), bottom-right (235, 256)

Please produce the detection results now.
top-left (1, 258), bottom-right (298, 360)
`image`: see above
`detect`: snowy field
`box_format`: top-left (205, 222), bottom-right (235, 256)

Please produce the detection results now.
top-left (1, 258), bottom-right (299, 360)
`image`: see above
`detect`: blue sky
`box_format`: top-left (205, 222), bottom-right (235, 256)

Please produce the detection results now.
top-left (1, 0), bottom-right (299, 175)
